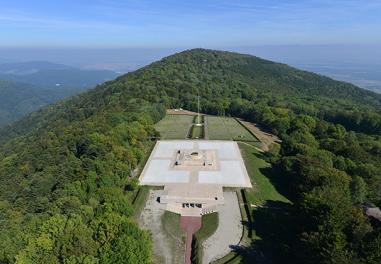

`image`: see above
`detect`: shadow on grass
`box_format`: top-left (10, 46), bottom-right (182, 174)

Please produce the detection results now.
top-left (250, 201), bottom-right (296, 264)
top-left (260, 165), bottom-right (292, 201)
top-left (235, 145), bottom-right (297, 263)
top-left (251, 150), bottom-right (292, 202)
top-left (230, 201), bottom-right (296, 264)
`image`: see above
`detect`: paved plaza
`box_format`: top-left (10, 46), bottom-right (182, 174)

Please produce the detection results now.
top-left (139, 140), bottom-right (251, 187)
top-left (139, 140), bottom-right (251, 216)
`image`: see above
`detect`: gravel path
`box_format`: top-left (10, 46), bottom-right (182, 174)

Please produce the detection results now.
top-left (139, 190), bottom-right (185, 264)
top-left (202, 192), bottom-right (243, 264)
top-left (203, 116), bottom-right (209, 140)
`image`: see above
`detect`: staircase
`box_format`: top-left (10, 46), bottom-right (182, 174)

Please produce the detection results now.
top-left (201, 205), bottom-right (217, 215)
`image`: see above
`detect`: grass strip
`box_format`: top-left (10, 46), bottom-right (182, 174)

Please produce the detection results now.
top-left (192, 212), bottom-right (219, 263)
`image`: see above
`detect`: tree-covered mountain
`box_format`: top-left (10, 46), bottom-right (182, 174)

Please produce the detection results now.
top-left (0, 61), bottom-right (120, 127)
top-left (0, 49), bottom-right (380, 263)
top-left (0, 79), bottom-right (86, 127)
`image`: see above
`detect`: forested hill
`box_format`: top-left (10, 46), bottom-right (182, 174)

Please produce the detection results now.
top-left (0, 79), bottom-right (87, 127)
top-left (0, 49), bottom-right (381, 263)
top-left (0, 61), bottom-right (119, 127)
top-left (1, 49), bottom-right (381, 144)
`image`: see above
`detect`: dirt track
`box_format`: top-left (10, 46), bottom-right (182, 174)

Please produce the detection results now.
top-left (239, 120), bottom-right (281, 152)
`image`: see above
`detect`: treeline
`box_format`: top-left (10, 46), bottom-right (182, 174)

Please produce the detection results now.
top-left (0, 48), bottom-right (380, 263)
top-left (280, 122), bottom-right (381, 263)
top-left (222, 96), bottom-right (381, 263)
top-left (3, 49), bottom-right (381, 144)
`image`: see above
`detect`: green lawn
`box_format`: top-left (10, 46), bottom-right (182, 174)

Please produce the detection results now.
top-left (131, 186), bottom-right (150, 220)
top-left (195, 212), bottom-right (219, 241)
top-left (190, 125), bottom-right (204, 139)
top-left (155, 114), bottom-right (194, 139)
top-left (193, 212), bottom-right (219, 263)
top-left (131, 141), bottom-right (156, 220)
top-left (207, 116), bottom-right (258, 142)
top-left (162, 211), bottom-right (185, 242)
top-left (238, 142), bottom-right (290, 206)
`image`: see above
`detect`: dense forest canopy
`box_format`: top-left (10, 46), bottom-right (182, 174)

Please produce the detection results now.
top-left (0, 49), bottom-right (380, 263)
top-left (0, 79), bottom-right (90, 127)
top-left (0, 61), bottom-right (119, 127)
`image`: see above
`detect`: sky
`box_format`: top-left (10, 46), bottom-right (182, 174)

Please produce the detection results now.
top-left (0, 0), bottom-right (381, 48)
top-left (0, 0), bottom-right (381, 92)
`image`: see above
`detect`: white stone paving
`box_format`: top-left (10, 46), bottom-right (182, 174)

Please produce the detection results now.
top-left (140, 140), bottom-right (251, 188)
top-left (198, 161), bottom-right (247, 186)
top-left (198, 141), bottom-right (239, 159)
top-left (142, 160), bottom-right (190, 183)
top-left (154, 141), bottom-right (194, 158)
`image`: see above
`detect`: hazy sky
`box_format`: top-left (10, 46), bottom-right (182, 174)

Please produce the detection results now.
top-left (1, 0), bottom-right (381, 47)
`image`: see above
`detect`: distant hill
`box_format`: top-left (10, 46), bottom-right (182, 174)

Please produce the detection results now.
top-left (0, 61), bottom-right (73, 74)
top-left (0, 61), bottom-right (120, 127)
top-left (0, 79), bottom-right (84, 127)
top-left (0, 61), bottom-right (119, 88)
top-left (1, 48), bottom-right (381, 139)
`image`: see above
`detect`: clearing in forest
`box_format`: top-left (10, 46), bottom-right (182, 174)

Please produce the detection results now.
top-left (143, 112), bottom-right (289, 263)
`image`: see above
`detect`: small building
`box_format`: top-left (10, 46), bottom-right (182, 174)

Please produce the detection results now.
top-left (365, 207), bottom-right (381, 226)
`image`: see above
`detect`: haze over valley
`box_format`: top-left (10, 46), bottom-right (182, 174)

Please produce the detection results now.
top-left (1, 44), bottom-right (380, 92)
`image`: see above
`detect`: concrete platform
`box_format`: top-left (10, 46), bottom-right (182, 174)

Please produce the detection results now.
top-left (139, 140), bottom-right (252, 216)
top-left (140, 140), bottom-right (252, 187)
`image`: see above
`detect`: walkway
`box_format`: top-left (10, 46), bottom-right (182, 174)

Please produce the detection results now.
top-left (180, 216), bottom-right (202, 264)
